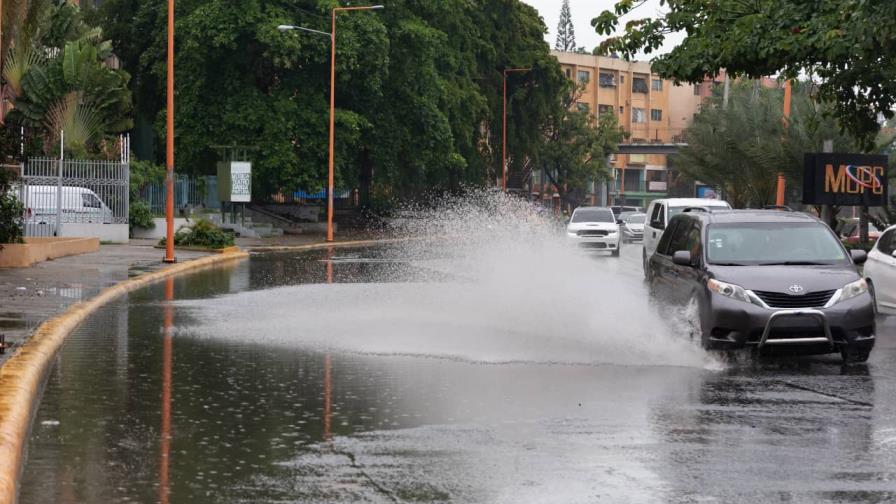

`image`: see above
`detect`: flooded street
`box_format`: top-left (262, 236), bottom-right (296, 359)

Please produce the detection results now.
top-left (19, 242), bottom-right (896, 503)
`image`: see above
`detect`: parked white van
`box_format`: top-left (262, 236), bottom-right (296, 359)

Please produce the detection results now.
top-left (21, 185), bottom-right (113, 226)
top-left (642, 197), bottom-right (731, 276)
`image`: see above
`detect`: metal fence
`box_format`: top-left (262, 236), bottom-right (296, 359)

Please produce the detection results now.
top-left (19, 157), bottom-right (129, 238)
top-left (139, 175), bottom-right (219, 215)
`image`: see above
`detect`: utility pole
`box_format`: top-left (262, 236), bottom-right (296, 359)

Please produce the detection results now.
top-left (163, 0), bottom-right (176, 263)
top-left (722, 72), bottom-right (730, 109)
top-left (776, 80), bottom-right (792, 207)
top-left (820, 139), bottom-right (833, 226)
top-left (502, 67), bottom-right (531, 192)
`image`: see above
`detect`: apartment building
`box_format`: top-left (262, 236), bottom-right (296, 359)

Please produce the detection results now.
top-left (550, 50), bottom-right (678, 209)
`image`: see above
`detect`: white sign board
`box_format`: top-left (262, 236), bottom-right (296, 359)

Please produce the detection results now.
top-left (230, 162), bottom-right (252, 202)
top-left (648, 181), bottom-right (667, 192)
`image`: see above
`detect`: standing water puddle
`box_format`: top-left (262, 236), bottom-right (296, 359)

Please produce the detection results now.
top-left (18, 194), bottom-right (896, 503)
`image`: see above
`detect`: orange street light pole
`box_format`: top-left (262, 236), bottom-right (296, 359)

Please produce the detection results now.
top-left (502, 68), bottom-right (531, 192)
top-left (776, 79), bottom-right (793, 207)
top-left (280, 5), bottom-right (383, 243)
top-left (328, 5), bottom-right (383, 241)
top-left (164, 0), bottom-right (176, 263)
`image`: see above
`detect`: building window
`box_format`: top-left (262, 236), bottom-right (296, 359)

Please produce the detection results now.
top-left (598, 72), bottom-right (616, 87)
top-left (632, 77), bottom-right (648, 93)
top-left (576, 102), bottom-right (589, 113)
top-left (620, 75), bottom-right (625, 84)
top-left (652, 79), bottom-right (663, 91)
top-left (598, 104), bottom-right (613, 116)
top-left (565, 68), bottom-right (572, 78)
top-left (650, 109), bottom-right (662, 121)
top-left (693, 84), bottom-right (701, 95)
top-left (632, 108), bottom-right (646, 123)
top-left (577, 70), bottom-right (590, 83)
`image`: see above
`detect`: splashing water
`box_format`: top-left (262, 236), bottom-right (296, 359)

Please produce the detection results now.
top-left (178, 190), bottom-right (713, 368)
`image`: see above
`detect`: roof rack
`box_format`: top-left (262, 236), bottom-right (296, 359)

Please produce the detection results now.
top-left (762, 205), bottom-right (794, 212)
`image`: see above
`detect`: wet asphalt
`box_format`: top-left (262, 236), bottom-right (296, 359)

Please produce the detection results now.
top-left (17, 244), bottom-right (896, 503)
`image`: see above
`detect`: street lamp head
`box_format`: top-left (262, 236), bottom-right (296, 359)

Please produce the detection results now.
top-left (370, 5), bottom-right (385, 9)
top-left (277, 25), bottom-right (295, 32)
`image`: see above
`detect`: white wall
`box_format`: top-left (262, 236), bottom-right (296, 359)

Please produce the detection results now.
top-left (60, 224), bottom-right (129, 243)
top-left (131, 218), bottom-right (190, 240)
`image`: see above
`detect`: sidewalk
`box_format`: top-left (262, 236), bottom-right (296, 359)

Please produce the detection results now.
top-left (0, 243), bottom-right (210, 356)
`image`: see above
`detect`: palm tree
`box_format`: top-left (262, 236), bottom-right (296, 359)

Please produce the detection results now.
top-left (2, 0), bottom-right (131, 155)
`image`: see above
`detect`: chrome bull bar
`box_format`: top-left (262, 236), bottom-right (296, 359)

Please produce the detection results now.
top-left (757, 309), bottom-right (834, 350)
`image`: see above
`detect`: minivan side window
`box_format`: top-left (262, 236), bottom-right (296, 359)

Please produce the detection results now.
top-left (878, 230), bottom-right (895, 255)
top-left (667, 218), bottom-right (691, 255)
top-left (649, 203), bottom-right (666, 229)
top-left (656, 219), bottom-right (680, 256)
top-left (685, 223), bottom-right (702, 264)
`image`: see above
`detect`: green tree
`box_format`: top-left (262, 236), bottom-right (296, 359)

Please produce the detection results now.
top-left (88, 0), bottom-right (567, 203)
top-left (0, 167), bottom-right (24, 245)
top-left (676, 81), bottom-right (857, 208)
top-left (554, 0), bottom-right (576, 52)
top-left (593, 1), bottom-right (896, 146)
top-left (3, 0), bottom-right (132, 157)
top-left (540, 85), bottom-right (625, 208)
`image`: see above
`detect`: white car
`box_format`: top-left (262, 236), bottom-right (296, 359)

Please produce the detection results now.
top-left (643, 197), bottom-right (731, 275)
top-left (566, 206), bottom-right (621, 256)
top-left (619, 211), bottom-right (646, 243)
top-left (21, 185), bottom-right (113, 224)
top-left (865, 224), bottom-right (896, 314)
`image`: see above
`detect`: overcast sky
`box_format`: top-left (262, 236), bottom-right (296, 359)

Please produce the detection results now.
top-left (522, 0), bottom-right (683, 58)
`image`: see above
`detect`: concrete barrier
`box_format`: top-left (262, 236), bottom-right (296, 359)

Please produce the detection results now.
top-left (0, 237), bottom-right (100, 268)
top-left (0, 250), bottom-right (249, 503)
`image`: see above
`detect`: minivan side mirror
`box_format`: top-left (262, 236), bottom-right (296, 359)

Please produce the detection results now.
top-left (672, 250), bottom-right (693, 266)
top-left (850, 249), bottom-right (867, 265)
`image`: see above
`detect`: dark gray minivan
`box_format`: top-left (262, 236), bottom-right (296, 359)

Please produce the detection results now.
top-left (647, 209), bottom-right (875, 362)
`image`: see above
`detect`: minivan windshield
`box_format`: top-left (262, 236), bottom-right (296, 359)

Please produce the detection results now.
top-left (620, 212), bottom-right (646, 224)
top-left (571, 208), bottom-right (614, 223)
top-left (706, 222), bottom-right (849, 265)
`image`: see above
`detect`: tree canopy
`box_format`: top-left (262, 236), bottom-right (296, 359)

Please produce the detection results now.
top-left (593, 0), bottom-right (896, 146)
top-left (88, 0), bottom-right (571, 202)
top-left (541, 87), bottom-right (625, 207)
top-left (676, 81), bottom-right (858, 208)
top-left (2, 0), bottom-right (133, 157)
top-left (554, 0), bottom-right (576, 52)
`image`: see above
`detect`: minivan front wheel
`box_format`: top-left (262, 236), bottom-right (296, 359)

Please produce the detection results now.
top-left (841, 346), bottom-right (870, 364)
top-left (684, 295), bottom-right (709, 348)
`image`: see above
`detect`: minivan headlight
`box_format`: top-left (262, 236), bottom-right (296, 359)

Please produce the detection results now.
top-left (707, 279), bottom-right (760, 306)
top-left (836, 278), bottom-right (868, 304)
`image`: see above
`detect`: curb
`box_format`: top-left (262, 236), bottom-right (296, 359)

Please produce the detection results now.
top-left (0, 250), bottom-right (249, 503)
top-left (247, 237), bottom-right (409, 253)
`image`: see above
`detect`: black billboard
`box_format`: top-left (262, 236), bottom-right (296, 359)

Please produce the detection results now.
top-left (803, 153), bottom-right (888, 206)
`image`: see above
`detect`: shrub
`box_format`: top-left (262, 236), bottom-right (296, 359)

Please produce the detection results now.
top-left (842, 239), bottom-right (875, 252)
top-left (159, 218), bottom-right (234, 249)
top-left (128, 159), bottom-right (165, 236)
top-left (129, 200), bottom-right (155, 233)
top-left (0, 168), bottom-right (24, 247)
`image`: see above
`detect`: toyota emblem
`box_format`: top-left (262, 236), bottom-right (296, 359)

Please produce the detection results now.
top-left (788, 284), bottom-right (805, 295)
